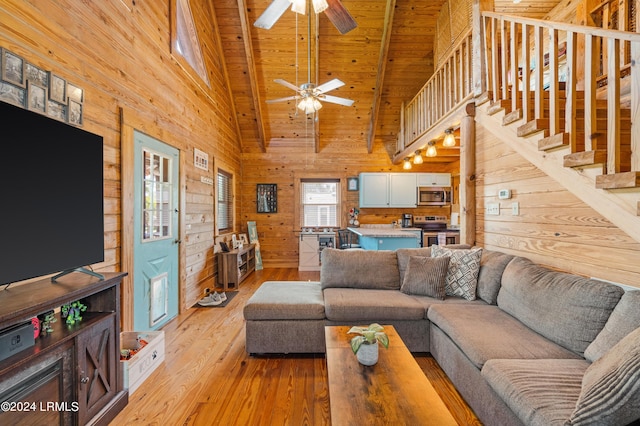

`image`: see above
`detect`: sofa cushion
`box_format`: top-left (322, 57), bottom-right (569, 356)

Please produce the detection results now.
top-left (431, 245), bottom-right (483, 301)
top-left (323, 288), bottom-right (425, 321)
top-left (428, 304), bottom-right (580, 369)
top-left (498, 257), bottom-right (624, 356)
top-left (477, 249), bottom-right (514, 305)
top-left (482, 358), bottom-right (588, 426)
top-left (243, 281), bottom-right (325, 320)
top-left (396, 244), bottom-right (471, 284)
top-left (321, 248), bottom-right (400, 290)
top-left (568, 326), bottom-right (640, 425)
top-left (400, 255), bottom-right (450, 299)
top-left (584, 290), bottom-right (640, 362)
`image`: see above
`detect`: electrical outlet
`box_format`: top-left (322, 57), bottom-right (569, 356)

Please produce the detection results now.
top-left (486, 203), bottom-right (500, 215)
top-left (511, 202), bottom-right (519, 216)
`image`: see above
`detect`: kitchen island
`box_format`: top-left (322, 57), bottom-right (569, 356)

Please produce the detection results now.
top-left (347, 227), bottom-right (421, 250)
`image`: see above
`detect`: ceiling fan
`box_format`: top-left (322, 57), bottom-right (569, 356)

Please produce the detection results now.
top-left (266, 78), bottom-right (354, 114)
top-left (254, 0), bottom-right (357, 34)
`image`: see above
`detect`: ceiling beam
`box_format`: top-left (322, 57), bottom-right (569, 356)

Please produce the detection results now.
top-left (366, 0), bottom-right (396, 153)
top-left (237, 0), bottom-right (267, 153)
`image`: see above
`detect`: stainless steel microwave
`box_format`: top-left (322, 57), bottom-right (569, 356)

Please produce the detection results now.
top-left (417, 186), bottom-right (451, 206)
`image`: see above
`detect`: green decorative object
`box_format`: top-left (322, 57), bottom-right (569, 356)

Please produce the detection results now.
top-left (62, 300), bottom-right (87, 325)
top-left (40, 311), bottom-right (57, 333)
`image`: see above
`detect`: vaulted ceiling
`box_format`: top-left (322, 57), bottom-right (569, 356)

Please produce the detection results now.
top-left (212, 0), bottom-right (561, 161)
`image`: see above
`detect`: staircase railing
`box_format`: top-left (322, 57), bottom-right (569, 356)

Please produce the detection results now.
top-left (398, 29), bottom-right (474, 154)
top-left (481, 12), bottom-right (640, 187)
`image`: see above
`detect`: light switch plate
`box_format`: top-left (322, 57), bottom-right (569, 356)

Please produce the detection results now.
top-left (511, 202), bottom-right (519, 215)
top-left (486, 203), bottom-right (500, 215)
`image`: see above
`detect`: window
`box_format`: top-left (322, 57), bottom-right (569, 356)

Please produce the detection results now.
top-left (173, 0), bottom-right (209, 86)
top-left (142, 149), bottom-right (173, 241)
top-left (300, 179), bottom-right (340, 227)
top-left (217, 169), bottom-right (233, 233)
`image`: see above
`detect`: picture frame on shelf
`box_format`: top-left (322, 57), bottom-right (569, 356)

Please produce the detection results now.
top-left (239, 234), bottom-right (248, 245)
top-left (1, 48), bottom-right (26, 88)
top-left (48, 72), bottom-right (67, 104)
top-left (67, 83), bottom-right (83, 103)
top-left (256, 183), bottom-right (277, 213)
top-left (26, 81), bottom-right (47, 114)
top-left (0, 82), bottom-right (25, 107)
top-left (347, 176), bottom-right (359, 191)
top-left (25, 62), bottom-right (48, 87)
top-left (68, 98), bottom-right (83, 126)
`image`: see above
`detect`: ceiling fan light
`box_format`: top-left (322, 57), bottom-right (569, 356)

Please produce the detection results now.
top-left (426, 141), bottom-right (437, 157)
top-left (298, 97), bottom-right (322, 114)
top-left (443, 128), bottom-right (456, 147)
top-left (403, 157), bottom-right (412, 170)
top-left (312, 0), bottom-right (329, 13)
top-left (413, 150), bottom-right (423, 164)
top-left (312, 98), bottom-right (323, 111)
top-left (290, 0), bottom-right (306, 15)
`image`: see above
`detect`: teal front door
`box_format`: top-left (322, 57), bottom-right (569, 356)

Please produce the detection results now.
top-left (133, 131), bottom-right (180, 330)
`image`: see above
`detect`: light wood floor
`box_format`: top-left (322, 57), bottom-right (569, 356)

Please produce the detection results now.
top-left (110, 268), bottom-right (482, 425)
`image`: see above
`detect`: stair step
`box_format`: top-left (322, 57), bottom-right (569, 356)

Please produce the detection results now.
top-left (539, 133), bottom-right (570, 151)
top-left (487, 99), bottom-right (511, 115)
top-left (595, 172), bottom-right (640, 189)
top-left (564, 150), bottom-right (607, 168)
top-left (517, 119), bottom-right (549, 137)
top-left (503, 109), bottom-right (522, 125)
top-left (476, 91), bottom-right (492, 106)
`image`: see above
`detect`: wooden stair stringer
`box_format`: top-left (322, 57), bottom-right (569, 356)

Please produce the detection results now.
top-left (476, 105), bottom-right (640, 244)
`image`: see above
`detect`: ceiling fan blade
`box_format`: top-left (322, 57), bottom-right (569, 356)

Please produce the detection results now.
top-left (274, 78), bottom-right (302, 92)
top-left (324, 0), bottom-right (358, 34)
top-left (266, 95), bottom-right (300, 103)
top-left (320, 94), bottom-right (354, 107)
top-left (315, 78), bottom-right (345, 94)
top-left (254, 0), bottom-right (291, 30)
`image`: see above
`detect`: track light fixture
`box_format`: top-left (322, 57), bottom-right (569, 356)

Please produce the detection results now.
top-left (403, 157), bottom-right (412, 170)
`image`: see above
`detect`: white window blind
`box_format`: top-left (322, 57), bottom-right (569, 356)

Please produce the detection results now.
top-left (300, 180), bottom-right (339, 227)
top-left (217, 169), bottom-right (233, 233)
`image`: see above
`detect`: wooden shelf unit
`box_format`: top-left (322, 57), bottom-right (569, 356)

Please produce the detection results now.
top-left (0, 272), bottom-right (128, 426)
top-left (217, 244), bottom-right (256, 291)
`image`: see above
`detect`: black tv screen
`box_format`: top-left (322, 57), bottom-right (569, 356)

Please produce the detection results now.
top-left (0, 101), bottom-right (104, 285)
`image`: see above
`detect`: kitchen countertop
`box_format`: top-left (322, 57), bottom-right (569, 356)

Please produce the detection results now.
top-left (347, 227), bottom-right (421, 238)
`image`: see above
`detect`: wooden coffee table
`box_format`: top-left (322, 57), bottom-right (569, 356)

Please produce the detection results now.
top-left (325, 325), bottom-right (458, 425)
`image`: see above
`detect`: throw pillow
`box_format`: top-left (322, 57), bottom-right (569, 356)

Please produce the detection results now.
top-left (584, 290), bottom-right (640, 362)
top-left (431, 245), bottom-right (483, 301)
top-left (568, 326), bottom-right (640, 425)
top-left (400, 255), bottom-right (450, 299)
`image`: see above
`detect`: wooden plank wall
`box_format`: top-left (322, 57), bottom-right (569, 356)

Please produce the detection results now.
top-left (475, 124), bottom-right (640, 288)
top-left (0, 0), bottom-right (240, 318)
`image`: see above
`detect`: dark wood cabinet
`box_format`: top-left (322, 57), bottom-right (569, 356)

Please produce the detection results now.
top-left (0, 272), bottom-right (128, 425)
top-left (217, 244), bottom-right (255, 291)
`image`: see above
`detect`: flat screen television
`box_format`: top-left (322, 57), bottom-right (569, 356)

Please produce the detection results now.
top-left (0, 101), bottom-right (104, 286)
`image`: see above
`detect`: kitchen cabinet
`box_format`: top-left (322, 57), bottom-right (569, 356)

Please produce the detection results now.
top-left (359, 173), bottom-right (417, 208)
top-left (417, 173), bottom-right (451, 187)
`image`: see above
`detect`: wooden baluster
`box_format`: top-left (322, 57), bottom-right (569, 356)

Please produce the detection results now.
top-left (510, 20), bottom-right (519, 112)
top-left (584, 34), bottom-right (598, 152)
top-left (522, 23), bottom-right (531, 122)
top-left (534, 25), bottom-right (544, 120)
top-left (631, 41), bottom-right (640, 171)
top-left (549, 28), bottom-right (560, 136)
top-left (566, 31), bottom-right (578, 152)
top-left (607, 37), bottom-right (621, 174)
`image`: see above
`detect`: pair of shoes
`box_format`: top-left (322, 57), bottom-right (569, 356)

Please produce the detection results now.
top-left (219, 292), bottom-right (227, 303)
top-left (198, 292), bottom-right (223, 306)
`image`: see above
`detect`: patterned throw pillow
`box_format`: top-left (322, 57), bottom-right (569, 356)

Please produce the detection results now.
top-left (400, 255), bottom-right (450, 299)
top-left (431, 245), bottom-right (483, 301)
top-left (568, 326), bottom-right (640, 425)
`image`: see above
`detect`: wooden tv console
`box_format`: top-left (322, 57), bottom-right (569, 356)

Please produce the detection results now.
top-left (0, 272), bottom-right (128, 425)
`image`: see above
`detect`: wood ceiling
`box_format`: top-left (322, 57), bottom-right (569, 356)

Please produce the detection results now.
top-left (212, 0), bottom-right (561, 161)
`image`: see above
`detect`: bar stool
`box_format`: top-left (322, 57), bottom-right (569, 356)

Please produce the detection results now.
top-left (337, 229), bottom-right (361, 249)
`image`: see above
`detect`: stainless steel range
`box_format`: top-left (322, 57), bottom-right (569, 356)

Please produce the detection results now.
top-left (413, 215), bottom-right (460, 247)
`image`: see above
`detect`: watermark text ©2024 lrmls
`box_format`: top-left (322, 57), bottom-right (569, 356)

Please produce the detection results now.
top-left (1, 401), bottom-right (79, 412)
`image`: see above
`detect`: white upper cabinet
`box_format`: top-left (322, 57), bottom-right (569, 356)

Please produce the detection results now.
top-left (416, 173), bottom-right (451, 187)
top-left (359, 173), bottom-right (417, 208)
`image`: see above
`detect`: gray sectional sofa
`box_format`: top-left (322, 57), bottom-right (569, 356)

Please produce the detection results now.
top-left (243, 247), bottom-right (640, 426)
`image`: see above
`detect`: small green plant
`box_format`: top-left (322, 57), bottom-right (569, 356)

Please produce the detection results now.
top-left (348, 323), bottom-right (389, 354)
top-left (61, 300), bottom-right (87, 325)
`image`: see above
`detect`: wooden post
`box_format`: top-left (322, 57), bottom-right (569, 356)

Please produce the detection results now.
top-left (472, 0), bottom-right (494, 97)
top-left (460, 103), bottom-right (476, 245)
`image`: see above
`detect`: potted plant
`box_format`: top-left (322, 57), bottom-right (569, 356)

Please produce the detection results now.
top-left (348, 323), bottom-right (389, 366)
